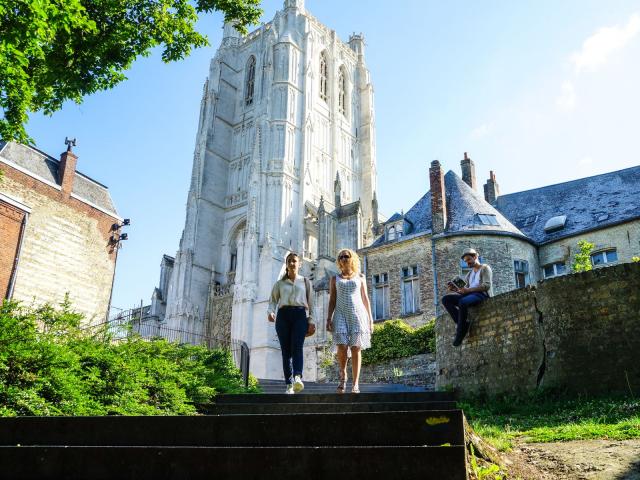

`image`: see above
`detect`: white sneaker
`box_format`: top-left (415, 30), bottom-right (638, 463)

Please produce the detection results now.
top-left (293, 375), bottom-right (304, 393)
top-left (285, 384), bottom-right (294, 394)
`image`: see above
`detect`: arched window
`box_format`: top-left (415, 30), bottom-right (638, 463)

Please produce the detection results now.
top-left (245, 56), bottom-right (256, 106)
top-left (387, 226), bottom-right (396, 241)
top-left (319, 51), bottom-right (328, 102)
top-left (338, 68), bottom-right (346, 115)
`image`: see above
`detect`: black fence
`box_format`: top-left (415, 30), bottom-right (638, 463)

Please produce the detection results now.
top-left (90, 312), bottom-right (250, 388)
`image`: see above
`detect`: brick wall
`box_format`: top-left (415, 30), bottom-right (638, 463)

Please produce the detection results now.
top-left (0, 166), bottom-right (118, 324)
top-left (0, 199), bottom-right (26, 298)
top-left (436, 262), bottom-right (640, 396)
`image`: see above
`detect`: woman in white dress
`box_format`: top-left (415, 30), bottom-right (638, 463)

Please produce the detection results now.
top-left (326, 249), bottom-right (374, 393)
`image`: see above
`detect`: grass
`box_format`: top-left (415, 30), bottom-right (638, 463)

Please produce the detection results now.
top-left (461, 393), bottom-right (640, 451)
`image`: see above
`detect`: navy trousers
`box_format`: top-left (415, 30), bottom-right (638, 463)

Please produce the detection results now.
top-left (442, 292), bottom-right (487, 333)
top-left (275, 306), bottom-right (307, 384)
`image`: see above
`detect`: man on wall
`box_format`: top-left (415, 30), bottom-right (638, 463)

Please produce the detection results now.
top-left (442, 248), bottom-right (494, 346)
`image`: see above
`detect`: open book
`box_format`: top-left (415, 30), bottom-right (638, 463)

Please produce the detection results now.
top-left (448, 275), bottom-right (467, 290)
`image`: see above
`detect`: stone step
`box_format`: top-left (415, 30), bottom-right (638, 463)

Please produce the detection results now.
top-left (0, 410), bottom-right (464, 447)
top-left (215, 391), bottom-right (454, 404)
top-left (200, 400), bottom-right (458, 415)
top-left (0, 445), bottom-right (467, 480)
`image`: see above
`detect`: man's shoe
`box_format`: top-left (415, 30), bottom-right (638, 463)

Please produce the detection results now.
top-left (452, 322), bottom-right (469, 347)
top-left (293, 375), bottom-right (304, 393)
top-left (285, 384), bottom-right (294, 394)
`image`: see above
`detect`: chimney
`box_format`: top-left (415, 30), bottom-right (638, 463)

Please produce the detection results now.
top-left (58, 138), bottom-right (78, 196)
top-left (484, 171), bottom-right (500, 205)
top-left (429, 160), bottom-right (447, 234)
top-left (460, 152), bottom-right (476, 190)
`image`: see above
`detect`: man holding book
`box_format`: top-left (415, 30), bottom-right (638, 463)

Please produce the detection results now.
top-left (442, 248), bottom-right (494, 346)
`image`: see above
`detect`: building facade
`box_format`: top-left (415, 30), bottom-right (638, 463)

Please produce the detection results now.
top-left (360, 154), bottom-right (640, 326)
top-left (152, 0), bottom-right (378, 379)
top-left (0, 141), bottom-right (122, 323)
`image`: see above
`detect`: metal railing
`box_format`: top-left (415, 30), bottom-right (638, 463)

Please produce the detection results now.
top-left (89, 315), bottom-right (251, 388)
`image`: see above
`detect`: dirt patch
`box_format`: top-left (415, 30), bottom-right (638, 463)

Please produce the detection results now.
top-left (504, 439), bottom-right (640, 479)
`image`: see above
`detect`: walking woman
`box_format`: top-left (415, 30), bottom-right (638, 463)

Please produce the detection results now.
top-left (326, 248), bottom-right (374, 393)
top-left (267, 252), bottom-right (315, 394)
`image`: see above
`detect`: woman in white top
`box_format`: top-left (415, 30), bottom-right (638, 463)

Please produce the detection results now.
top-left (267, 252), bottom-right (315, 394)
top-left (326, 249), bottom-right (374, 393)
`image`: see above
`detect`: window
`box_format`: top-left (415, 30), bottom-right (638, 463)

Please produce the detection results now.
top-left (372, 273), bottom-right (390, 321)
top-left (476, 214), bottom-right (500, 226)
top-left (514, 260), bottom-right (529, 288)
top-left (338, 68), bottom-right (346, 115)
top-left (245, 56), bottom-right (256, 106)
top-left (543, 262), bottom-right (565, 278)
top-left (591, 249), bottom-right (618, 266)
top-left (319, 52), bottom-right (328, 102)
top-left (401, 266), bottom-right (420, 315)
top-left (387, 226), bottom-right (396, 241)
top-left (229, 252), bottom-right (237, 272)
top-left (544, 215), bottom-right (567, 233)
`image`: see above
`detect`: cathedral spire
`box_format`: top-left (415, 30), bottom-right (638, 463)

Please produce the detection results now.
top-left (283, 0), bottom-right (305, 11)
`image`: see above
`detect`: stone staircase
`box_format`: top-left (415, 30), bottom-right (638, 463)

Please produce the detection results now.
top-left (0, 387), bottom-right (468, 479)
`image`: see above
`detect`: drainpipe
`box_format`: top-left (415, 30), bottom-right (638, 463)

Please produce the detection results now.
top-left (6, 213), bottom-right (29, 300)
top-left (431, 236), bottom-right (439, 316)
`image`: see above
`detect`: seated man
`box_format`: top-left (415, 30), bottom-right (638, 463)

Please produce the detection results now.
top-left (442, 248), bottom-right (493, 346)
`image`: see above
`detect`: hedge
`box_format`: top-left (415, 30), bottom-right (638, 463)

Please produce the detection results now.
top-left (362, 319), bottom-right (435, 365)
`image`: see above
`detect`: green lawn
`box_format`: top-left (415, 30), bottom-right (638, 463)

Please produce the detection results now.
top-left (461, 394), bottom-right (640, 451)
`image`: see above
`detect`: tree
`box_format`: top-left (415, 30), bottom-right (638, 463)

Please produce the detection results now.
top-left (0, 0), bottom-right (262, 143)
top-left (572, 239), bottom-right (595, 273)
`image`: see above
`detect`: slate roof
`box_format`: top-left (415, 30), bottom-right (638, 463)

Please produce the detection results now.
top-left (0, 141), bottom-right (119, 217)
top-left (443, 172), bottom-right (525, 237)
top-left (495, 165), bottom-right (640, 244)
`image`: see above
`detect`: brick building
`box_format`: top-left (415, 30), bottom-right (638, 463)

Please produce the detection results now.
top-left (358, 154), bottom-right (640, 324)
top-left (0, 141), bottom-right (122, 324)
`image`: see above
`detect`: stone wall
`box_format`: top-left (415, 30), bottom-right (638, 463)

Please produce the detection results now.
top-left (207, 287), bottom-right (233, 344)
top-left (0, 167), bottom-right (118, 323)
top-left (436, 262), bottom-right (640, 396)
top-left (321, 353), bottom-right (437, 389)
top-left (360, 234), bottom-right (435, 326)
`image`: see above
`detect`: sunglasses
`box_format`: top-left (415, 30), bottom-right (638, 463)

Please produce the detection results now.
top-left (338, 254), bottom-right (351, 260)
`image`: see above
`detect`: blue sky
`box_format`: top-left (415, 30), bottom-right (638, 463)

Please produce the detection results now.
top-left (23, 0), bottom-right (640, 312)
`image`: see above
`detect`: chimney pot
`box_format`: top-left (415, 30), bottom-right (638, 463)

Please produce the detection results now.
top-left (460, 152), bottom-right (476, 190)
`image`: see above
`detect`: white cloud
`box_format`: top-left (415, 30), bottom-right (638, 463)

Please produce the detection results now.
top-left (556, 81), bottom-right (577, 111)
top-left (571, 13), bottom-right (640, 73)
top-left (470, 122), bottom-right (494, 140)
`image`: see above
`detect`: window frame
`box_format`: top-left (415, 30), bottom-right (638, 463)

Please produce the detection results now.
top-left (543, 262), bottom-right (566, 278)
top-left (514, 259), bottom-right (529, 288)
top-left (338, 67), bottom-right (347, 116)
top-left (319, 52), bottom-right (328, 102)
top-left (590, 249), bottom-right (618, 266)
top-left (244, 56), bottom-right (256, 106)
top-left (401, 265), bottom-right (420, 315)
top-left (372, 272), bottom-right (390, 321)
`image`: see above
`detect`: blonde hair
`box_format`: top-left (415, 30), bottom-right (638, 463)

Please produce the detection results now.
top-left (336, 248), bottom-right (361, 274)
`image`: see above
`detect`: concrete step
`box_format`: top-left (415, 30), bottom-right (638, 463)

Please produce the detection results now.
top-left (257, 378), bottom-right (428, 394)
top-left (215, 391), bottom-right (454, 404)
top-left (200, 400), bottom-right (458, 415)
top-left (0, 445), bottom-right (467, 480)
top-left (0, 410), bottom-right (464, 447)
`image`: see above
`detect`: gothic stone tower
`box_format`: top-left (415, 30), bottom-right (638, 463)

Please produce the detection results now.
top-left (161, 0), bottom-right (377, 379)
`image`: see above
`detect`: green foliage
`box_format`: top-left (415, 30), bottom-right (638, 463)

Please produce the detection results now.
top-left (469, 445), bottom-right (504, 480)
top-left (0, 0), bottom-right (263, 143)
top-left (632, 256), bottom-right (640, 263)
top-left (461, 391), bottom-right (640, 451)
top-left (572, 239), bottom-right (595, 273)
top-left (362, 319), bottom-right (435, 365)
top-left (0, 300), bottom-right (257, 416)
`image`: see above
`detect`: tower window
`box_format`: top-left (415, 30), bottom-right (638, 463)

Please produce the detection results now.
top-left (320, 52), bottom-right (328, 102)
top-left (245, 56), bottom-right (256, 106)
top-left (338, 68), bottom-right (346, 115)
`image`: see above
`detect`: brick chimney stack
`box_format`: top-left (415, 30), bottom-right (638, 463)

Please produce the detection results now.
top-left (460, 152), bottom-right (476, 190)
top-left (429, 160), bottom-right (447, 234)
top-left (58, 138), bottom-right (77, 196)
top-left (483, 171), bottom-right (500, 205)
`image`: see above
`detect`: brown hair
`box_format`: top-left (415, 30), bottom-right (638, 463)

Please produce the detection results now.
top-left (281, 252), bottom-right (300, 280)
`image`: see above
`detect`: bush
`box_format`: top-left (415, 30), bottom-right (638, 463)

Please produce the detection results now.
top-left (0, 300), bottom-right (258, 416)
top-left (362, 319), bottom-right (435, 365)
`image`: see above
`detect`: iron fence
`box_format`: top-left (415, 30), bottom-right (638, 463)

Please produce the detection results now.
top-left (89, 312), bottom-right (250, 388)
